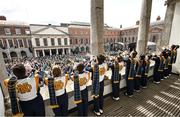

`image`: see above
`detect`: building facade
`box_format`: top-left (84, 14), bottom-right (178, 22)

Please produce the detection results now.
top-left (68, 22), bottom-right (121, 54)
top-left (0, 16), bottom-right (32, 61)
top-left (68, 19), bottom-right (163, 53)
top-left (120, 17), bottom-right (164, 50)
top-left (30, 24), bottom-right (71, 57)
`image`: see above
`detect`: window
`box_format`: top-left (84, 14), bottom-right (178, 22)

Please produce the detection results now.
top-left (8, 39), bottom-right (13, 48)
top-left (111, 38), bottom-right (113, 42)
top-left (51, 38), bottom-right (55, 46)
top-left (152, 36), bottom-right (156, 42)
top-left (86, 39), bottom-right (88, 44)
top-left (125, 38), bottom-right (127, 42)
top-left (35, 38), bottom-right (40, 46)
top-left (25, 29), bottom-right (30, 34)
top-left (58, 38), bottom-right (61, 45)
top-left (75, 39), bottom-right (78, 44)
top-left (4, 28), bottom-right (11, 35)
top-left (81, 39), bottom-right (83, 44)
top-left (15, 28), bottom-right (21, 34)
top-left (28, 39), bottom-right (32, 47)
top-left (129, 37), bottom-right (131, 43)
top-left (18, 39), bottom-right (23, 47)
top-left (70, 39), bottom-right (72, 45)
top-left (0, 40), bottom-right (3, 48)
top-left (132, 37), bottom-right (135, 42)
top-left (43, 38), bottom-right (48, 46)
top-left (121, 38), bottom-right (123, 42)
top-left (64, 38), bottom-right (68, 45)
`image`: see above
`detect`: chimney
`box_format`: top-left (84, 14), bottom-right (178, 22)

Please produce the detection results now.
top-left (136, 20), bottom-right (139, 25)
top-left (0, 16), bottom-right (6, 21)
top-left (120, 25), bottom-right (122, 28)
top-left (156, 16), bottom-right (161, 21)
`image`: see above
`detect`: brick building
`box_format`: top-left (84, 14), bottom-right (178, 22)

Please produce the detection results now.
top-left (120, 16), bottom-right (164, 50)
top-left (68, 22), bottom-right (121, 54)
top-left (67, 18), bottom-right (163, 53)
top-left (0, 16), bottom-right (32, 61)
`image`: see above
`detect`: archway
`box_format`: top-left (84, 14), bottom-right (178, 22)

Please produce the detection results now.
top-left (86, 46), bottom-right (89, 53)
top-left (2, 52), bottom-right (8, 59)
top-left (10, 51), bottom-right (17, 58)
top-left (75, 47), bottom-right (79, 54)
top-left (81, 46), bottom-right (85, 52)
top-left (21, 51), bottom-right (27, 58)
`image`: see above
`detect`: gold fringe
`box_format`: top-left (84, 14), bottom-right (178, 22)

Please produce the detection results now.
top-left (113, 81), bottom-right (119, 84)
top-left (74, 100), bottom-right (82, 104)
top-left (128, 77), bottom-right (134, 80)
top-left (136, 75), bottom-right (141, 77)
top-left (50, 105), bottom-right (59, 109)
top-left (92, 95), bottom-right (99, 98)
top-left (13, 113), bottom-right (24, 117)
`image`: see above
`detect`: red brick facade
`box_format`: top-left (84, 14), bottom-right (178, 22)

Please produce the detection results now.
top-left (68, 25), bottom-right (121, 53)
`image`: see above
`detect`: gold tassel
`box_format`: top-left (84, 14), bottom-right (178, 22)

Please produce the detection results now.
top-left (113, 81), bottom-right (119, 84)
top-left (74, 100), bottom-right (82, 104)
top-left (128, 77), bottom-right (134, 80)
top-left (13, 113), bottom-right (24, 117)
top-left (92, 95), bottom-right (99, 98)
top-left (50, 105), bottom-right (59, 109)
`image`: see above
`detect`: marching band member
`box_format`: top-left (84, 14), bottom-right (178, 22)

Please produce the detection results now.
top-left (134, 54), bottom-right (146, 92)
top-left (4, 64), bottom-right (45, 116)
top-left (163, 49), bottom-right (170, 79)
top-left (71, 63), bottom-right (90, 116)
top-left (124, 50), bottom-right (137, 97)
top-left (86, 54), bottom-right (106, 116)
top-left (173, 45), bottom-right (179, 64)
top-left (44, 65), bottom-right (69, 116)
top-left (141, 54), bottom-right (152, 88)
top-left (168, 45), bottom-right (176, 76)
top-left (152, 51), bottom-right (165, 83)
top-left (108, 56), bottom-right (123, 101)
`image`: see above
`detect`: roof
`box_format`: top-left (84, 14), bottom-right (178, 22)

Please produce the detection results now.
top-left (30, 24), bottom-right (69, 35)
top-left (121, 20), bottom-right (164, 30)
top-left (0, 20), bottom-right (29, 26)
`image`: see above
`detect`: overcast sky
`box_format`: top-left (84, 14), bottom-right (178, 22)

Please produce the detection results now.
top-left (0, 0), bottom-right (166, 28)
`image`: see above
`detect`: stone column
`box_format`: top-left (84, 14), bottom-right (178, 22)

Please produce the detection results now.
top-left (50, 49), bottom-right (52, 56)
top-left (42, 50), bottom-right (45, 57)
top-left (136, 0), bottom-right (152, 55)
top-left (34, 50), bottom-right (37, 57)
top-left (68, 48), bottom-right (71, 55)
top-left (158, 0), bottom-right (176, 50)
top-left (90, 0), bottom-right (104, 56)
top-left (62, 49), bottom-right (65, 55)
top-left (0, 49), bottom-right (8, 97)
top-left (56, 49), bottom-right (59, 55)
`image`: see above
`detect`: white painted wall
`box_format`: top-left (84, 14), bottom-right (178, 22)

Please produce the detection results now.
top-left (169, 1), bottom-right (180, 73)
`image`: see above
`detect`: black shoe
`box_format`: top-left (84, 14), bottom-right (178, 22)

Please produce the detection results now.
top-left (124, 92), bottom-right (133, 98)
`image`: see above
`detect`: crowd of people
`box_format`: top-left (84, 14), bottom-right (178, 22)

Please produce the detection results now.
top-left (3, 44), bottom-right (179, 116)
